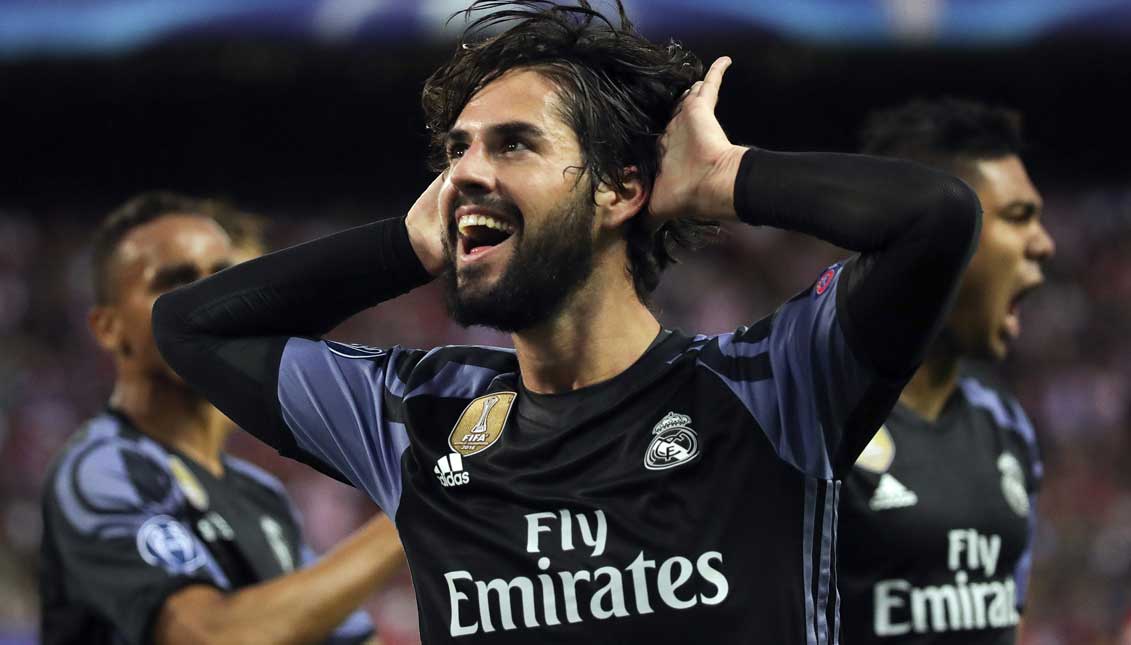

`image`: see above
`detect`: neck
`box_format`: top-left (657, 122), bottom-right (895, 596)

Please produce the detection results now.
top-left (512, 260), bottom-right (660, 394)
top-left (898, 343), bottom-right (961, 423)
top-left (110, 373), bottom-right (228, 476)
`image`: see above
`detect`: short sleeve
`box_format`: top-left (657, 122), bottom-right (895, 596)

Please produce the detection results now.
top-left (276, 339), bottom-right (427, 520)
top-left (43, 440), bottom-right (230, 645)
top-left (697, 262), bottom-right (903, 479)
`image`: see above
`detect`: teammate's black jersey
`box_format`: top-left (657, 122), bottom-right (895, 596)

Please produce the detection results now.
top-left (271, 263), bottom-right (898, 643)
top-left (39, 410), bottom-right (374, 645)
top-left (838, 376), bottom-right (1040, 644)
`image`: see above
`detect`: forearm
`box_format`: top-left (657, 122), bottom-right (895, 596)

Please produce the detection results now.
top-left (157, 516), bottom-right (403, 645)
top-left (732, 147), bottom-right (977, 251)
top-left (154, 216), bottom-right (431, 341)
top-left (152, 217), bottom-right (432, 454)
top-left (731, 147), bottom-right (981, 375)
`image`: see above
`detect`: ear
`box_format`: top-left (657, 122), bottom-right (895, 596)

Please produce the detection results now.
top-left (88, 305), bottom-right (125, 356)
top-left (594, 167), bottom-right (649, 231)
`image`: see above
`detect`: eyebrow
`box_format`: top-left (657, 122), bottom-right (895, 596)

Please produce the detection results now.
top-left (1000, 200), bottom-right (1041, 217)
top-left (149, 263), bottom-right (201, 290)
top-left (149, 260), bottom-right (233, 290)
top-left (445, 121), bottom-right (548, 146)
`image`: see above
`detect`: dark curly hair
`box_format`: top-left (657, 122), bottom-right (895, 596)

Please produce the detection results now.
top-left (860, 97), bottom-right (1024, 177)
top-left (423, 0), bottom-right (719, 301)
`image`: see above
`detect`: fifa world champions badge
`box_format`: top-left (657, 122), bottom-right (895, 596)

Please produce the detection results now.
top-left (645, 412), bottom-right (701, 470)
top-left (448, 392), bottom-right (517, 457)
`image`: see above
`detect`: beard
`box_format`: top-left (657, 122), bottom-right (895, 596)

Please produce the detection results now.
top-left (442, 186), bottom-right (596, 332)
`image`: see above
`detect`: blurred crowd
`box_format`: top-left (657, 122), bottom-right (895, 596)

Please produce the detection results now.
top-left (1, 184), bottom-right (1129, 644)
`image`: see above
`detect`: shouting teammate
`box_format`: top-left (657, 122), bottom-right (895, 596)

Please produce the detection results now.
top-left (152, 2), bottom-right (981, 642)
top-left (40, 193), bottom-right (403, 645)
top-left (838, 99), bottom-right (1054, 643)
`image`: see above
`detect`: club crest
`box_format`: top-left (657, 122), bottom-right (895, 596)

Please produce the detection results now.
top-left (855, 425), bottom-right (896, 474)
top-left (997, 452), bottom-right (1030, 517)
top-left (645, 412), bottom-right (700, 471)
top-left (448, 392), bottom-right (516, 457)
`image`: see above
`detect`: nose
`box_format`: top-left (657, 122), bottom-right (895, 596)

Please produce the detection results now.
top-left (448, 141), bottom-right (496, 197)
top-left (1028, 221), bottom-right (1056, 262)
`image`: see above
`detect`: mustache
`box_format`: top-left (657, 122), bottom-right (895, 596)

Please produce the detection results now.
top-left (449, 195), bottom-right (523, 224)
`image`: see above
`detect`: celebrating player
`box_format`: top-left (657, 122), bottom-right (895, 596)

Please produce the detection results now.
top-left (153, 2), bottom-right (980, 641)
top-left (40, 193), bottom-right (403, 645)
top-left (838, 99), bottom-right (1054, 643)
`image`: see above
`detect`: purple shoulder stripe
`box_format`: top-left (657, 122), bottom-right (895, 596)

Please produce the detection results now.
top-left (696, 264), bottom-right (873, 479)
top-left (277, 339), bottom-right (513, 521)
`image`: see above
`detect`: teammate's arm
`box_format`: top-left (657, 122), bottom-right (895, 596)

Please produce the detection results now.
top-left (155, 514), bottom-right (401, 645)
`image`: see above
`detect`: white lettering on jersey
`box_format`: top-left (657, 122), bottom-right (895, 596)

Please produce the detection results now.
top-left (435, 452), bottom-right (470, 488)
top-left (524, 509), bottom-right (607, 557)
top-left (874, 529), bottom-right (1017, 636)
top-left (448, 506), bottom-right (730, 637)
top-left (947, 528), bottom-right (1001, 577)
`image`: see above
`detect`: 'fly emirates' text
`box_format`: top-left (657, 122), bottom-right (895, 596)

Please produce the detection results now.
top-left (443, 508), bottom-right (730, 637)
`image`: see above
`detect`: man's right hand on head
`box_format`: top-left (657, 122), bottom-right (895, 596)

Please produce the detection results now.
top-left (406, 173), bottom-right (448, 276)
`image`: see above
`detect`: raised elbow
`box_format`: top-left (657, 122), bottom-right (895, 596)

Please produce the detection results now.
top-left (151, 289), bottom-right (195, 371)
top-left (929, 174), bottom-right (982, 262)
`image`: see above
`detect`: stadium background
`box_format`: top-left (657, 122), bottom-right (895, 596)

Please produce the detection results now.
top-left (1, 1), bottom-right (1129, 643)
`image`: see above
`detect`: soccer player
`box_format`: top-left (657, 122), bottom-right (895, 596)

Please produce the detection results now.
top-left (39, 193), bottom-right (403, 645)
top-left (152, 2), bottom-right (981, 641)
top-left (838, 99), bottom-right (1054, 643)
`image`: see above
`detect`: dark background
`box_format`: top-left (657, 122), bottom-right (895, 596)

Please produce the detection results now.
top-left (3, 37), bottom-right (1129, 214)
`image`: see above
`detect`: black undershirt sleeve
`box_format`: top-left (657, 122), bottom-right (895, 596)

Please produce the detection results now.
top-left (152, 217), bottom-right (432, 458)
top-left (732, 147), bottom-right (981, 377)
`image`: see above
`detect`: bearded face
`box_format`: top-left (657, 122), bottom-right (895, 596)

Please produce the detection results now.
top-left (443, 180), bottom-right (597, 332)
top-left (437, 69), bottom-right (609, 332)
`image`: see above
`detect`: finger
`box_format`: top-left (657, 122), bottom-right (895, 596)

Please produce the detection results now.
top-left (700, 56), bottom-right (732, 107)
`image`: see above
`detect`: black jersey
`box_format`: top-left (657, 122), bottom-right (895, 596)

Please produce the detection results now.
top-left (151, 148), bottom-right (982, 644)
top-left (39, 410), bottom-right (374, 645)
top-left (838, 376), bottom-right (1041, 644)
top-left (271, 263), bottom-right (900, 643)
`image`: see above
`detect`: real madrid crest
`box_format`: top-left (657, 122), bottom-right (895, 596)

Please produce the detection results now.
top-left (645, 411), bottom-right (700, 470)
top-left (168, 455), bottom-right (209, 511)
top-left (448, 392), bottom-right (517, 457)
top-left (855, 425), bottom-right (896, 474)
top-left (997, 452), bottom-right (1030, 516)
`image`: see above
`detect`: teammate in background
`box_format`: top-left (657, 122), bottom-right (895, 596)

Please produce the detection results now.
top-left (152, 1), bottom-right (980, 642)
top-left (838, 99), bottom-right (1054, 643)
top-left (39, 193), bottom-right (403, 645)
top-left (214, 208), bottom-right (270, 263)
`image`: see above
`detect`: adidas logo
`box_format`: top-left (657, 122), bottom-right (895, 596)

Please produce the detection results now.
top-left (435, 452), bottom-right (470, 488)
top-left (869, 473), bottom-right (918, 511)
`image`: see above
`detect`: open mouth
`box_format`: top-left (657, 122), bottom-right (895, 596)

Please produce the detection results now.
top-left (457, 213), bottom-right (517, 257)
top-left (1003, 282), bottom-right (1040, 339)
